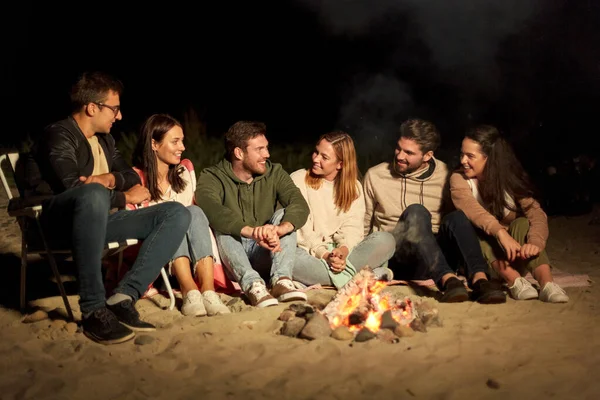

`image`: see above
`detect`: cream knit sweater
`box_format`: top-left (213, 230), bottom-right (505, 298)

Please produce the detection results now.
top-left (290, 169), bottom-right (365, 259)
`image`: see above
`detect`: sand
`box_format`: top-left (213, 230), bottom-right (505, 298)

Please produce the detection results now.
top-left (0, 195), bottom-right (598, 400)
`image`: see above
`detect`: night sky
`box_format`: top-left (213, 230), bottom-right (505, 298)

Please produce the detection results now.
top-left (8, 0), bottom-right (600, 167)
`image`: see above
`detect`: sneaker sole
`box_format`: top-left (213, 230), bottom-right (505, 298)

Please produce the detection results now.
top-left (476, 291), bottom-right (507, 304)
top-left (84, 330), bottom-right (136, 345)
top-left (256, 298), bottom-right (279, 308)
top-left (511, 293), bottom-right (538, 301)
top-left (277, 292), bottom-right (308, 302)
top-left (119, 322), bottom-right (157, 332)
top-left (181, 307), bottom-right (208, 317)
top-left (440, 289), bottom-right (469, 303)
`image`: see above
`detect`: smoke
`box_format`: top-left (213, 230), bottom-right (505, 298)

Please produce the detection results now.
top-left (337, 73), bottom-right (414, 168)
top-left (295, 0), bottom-right (542, 154)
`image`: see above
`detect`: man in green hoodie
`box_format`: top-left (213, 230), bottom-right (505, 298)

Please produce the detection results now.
top-left (196, 121), bottom-right (310, 308)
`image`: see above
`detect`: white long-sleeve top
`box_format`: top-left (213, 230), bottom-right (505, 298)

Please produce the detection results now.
top-left (290, 168), bottom-right (365, 259)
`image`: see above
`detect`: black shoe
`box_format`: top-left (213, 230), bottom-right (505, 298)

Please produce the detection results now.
top-left (439, 277), bottom-right (469, 303)
top-left (82, 307), bottom-right (135, 345)
top-left (107, 299), bottom-right (156, 332)
top-left (471, 279), bottom-right (506, 304)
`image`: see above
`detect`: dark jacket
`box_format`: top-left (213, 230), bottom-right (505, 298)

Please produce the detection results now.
top-left (30, 116), bottom-right (140, 209)
top-left (195, 158), bottom-right (309, 238)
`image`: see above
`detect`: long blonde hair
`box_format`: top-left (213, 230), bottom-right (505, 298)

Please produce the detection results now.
top-left (305, 131), bottom-right (360, 213)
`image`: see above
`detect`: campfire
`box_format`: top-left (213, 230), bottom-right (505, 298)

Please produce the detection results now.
top-left (279, 267), bottom-right (441, 342)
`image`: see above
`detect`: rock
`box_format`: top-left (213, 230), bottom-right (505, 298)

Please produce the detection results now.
top-left (281, 317), bottom-right (306, 337)
top-left (278, 310), bottom-right (296, 321)
top-left (331, 326), bottom-right (354, 341)
top-left (414, 301), bottom-right (441, 327)
top-left (394, 324), bottom-right (415, 338)
top-left (409, 318), bottom-right (427, 333)
top-left (376, 328), bottom-right (399, 343)
top-left (354, 327), bottom-right (376, 342)
top-left (380, 310), bottom-right (399, 330)
top-left (287, 303), bottom-right (314, 317)
top-left (299, 313), bottom-right (332, 340)
top-left (307, 291), bottom-right (335, 310)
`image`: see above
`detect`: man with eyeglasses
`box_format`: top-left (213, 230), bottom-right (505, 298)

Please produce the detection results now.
top-left (27, 71), bottom-right (191, 344)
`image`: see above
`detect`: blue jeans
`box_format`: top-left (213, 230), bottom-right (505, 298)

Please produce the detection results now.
top-left (292, 231), bottom-right (396, 286)
top-left (40, 184), bottom-right (191, 314)
top-left (215, 209), bottom-right (296, 292)
top-left (170, 205), bottom-right (214, 275)
top-left (390, 204), bottom-right (488, 288)
top-left (437, 210), bottom-right (488, 281)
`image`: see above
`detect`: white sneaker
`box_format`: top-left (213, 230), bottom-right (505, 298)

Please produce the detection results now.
top-left (508, 277), bottom-right (538, 300)
top-left (202, 290), bottom-right (231, 315)
top-left (247, 281), bottom-right (279, 308)
top-left (181, 289), bottom-right (207, 316)
top-left (270, 277), bottom-right (307, 302)
top-left (539, 282), bottom-right (569, 303)
top-left (372, 266), bottom-right (394, 282)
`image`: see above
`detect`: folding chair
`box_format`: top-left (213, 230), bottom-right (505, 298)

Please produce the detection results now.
top-left (0, 151), bottom-right (175, 320)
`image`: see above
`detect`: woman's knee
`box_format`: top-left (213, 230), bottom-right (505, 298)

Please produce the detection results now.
top-left (441, 210), bottom-right (470, 228)
top-left (368, 231), bottom-right (396, 256)
top-left (187, 205), bottom-right (210, 228)
top-left (164, 202), bottom-right (192, 229)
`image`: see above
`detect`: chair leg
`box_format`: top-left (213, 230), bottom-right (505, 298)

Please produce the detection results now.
top-left (160, 267), bottom-right (176, 311)
top-left (20, 225), bottom-right (27, 312)
top-left (34, 218), bottom-right (75, 321)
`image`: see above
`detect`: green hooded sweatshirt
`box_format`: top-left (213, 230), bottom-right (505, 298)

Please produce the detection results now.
top-left (195, 159), bottom-right (309, 239)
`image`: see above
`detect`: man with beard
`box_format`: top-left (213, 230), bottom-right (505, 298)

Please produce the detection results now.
top-left (196, 121), bottom-right (310, 308)
top-left (363, 119), bottom-right (506, 304)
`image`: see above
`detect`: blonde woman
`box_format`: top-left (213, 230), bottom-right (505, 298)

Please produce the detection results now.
top-left (291, 131), bottom-right (395, 288)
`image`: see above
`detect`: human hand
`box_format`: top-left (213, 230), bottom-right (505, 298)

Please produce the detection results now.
top-left (331, 246), bottom-right (349, 262)
top-left (497, 229), bottom-right (521, 262)
top-left (274, 221), bottom-right (295, 237)
top-left (519, 243), bottom-right (540, 259)
top-left (79, 173), bottom-right (116, 189)
top-left (124, 184), bottom-right (151, 205)
top-left (253, 225), bottom-right (282, 253)
top-left (325, 250), bottom-right (346, 274)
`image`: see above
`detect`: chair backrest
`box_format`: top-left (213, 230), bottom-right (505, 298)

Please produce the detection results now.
top-left (0, 152), bottom-right (20, 200)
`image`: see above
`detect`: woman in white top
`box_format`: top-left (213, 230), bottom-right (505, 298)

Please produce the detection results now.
top-left (132, 114), bottom-right (230, 316)
top-left (291, 131), bottom-right (395, 288)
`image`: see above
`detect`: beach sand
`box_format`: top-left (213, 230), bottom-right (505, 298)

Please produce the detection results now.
top-left (0, 197), bottom-right (598, 400)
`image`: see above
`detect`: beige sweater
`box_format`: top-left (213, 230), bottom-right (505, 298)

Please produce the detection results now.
top-left (291, 169), bottom-right (365, 259)
top-left (449, 171), bottom-right (549, 250)
top-left (363, 158), bottom-right (448, 235)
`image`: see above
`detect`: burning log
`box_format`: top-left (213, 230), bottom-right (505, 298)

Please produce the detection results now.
top-left (277, 266), bottom-right (441, 342)
top-left (321, 266), bottom-right (417, 333)
top-left (321, 266), bottom-right (380, 327)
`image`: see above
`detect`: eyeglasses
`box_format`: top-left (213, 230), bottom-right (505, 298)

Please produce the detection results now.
top-left (93, 102), bottom-right (121, 117)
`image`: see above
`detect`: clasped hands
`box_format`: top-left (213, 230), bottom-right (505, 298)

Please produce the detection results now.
top-left (497, 229), bottom-right (541, 262)
top-left (79, 173), bottom-right (150, 205)
top-left (323, 246), bottom-right (349, 274)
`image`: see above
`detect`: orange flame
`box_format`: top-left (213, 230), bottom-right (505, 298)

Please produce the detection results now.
top-left (329, 281), bottom-right (413, 332)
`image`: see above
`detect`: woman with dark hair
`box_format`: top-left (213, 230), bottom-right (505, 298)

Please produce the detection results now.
top-left (291, 131), bottom-right (396, 288)
top-left (131, 113), bottom-right (231, 316)
top-left (450, 125), bottom-right (568, 303)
